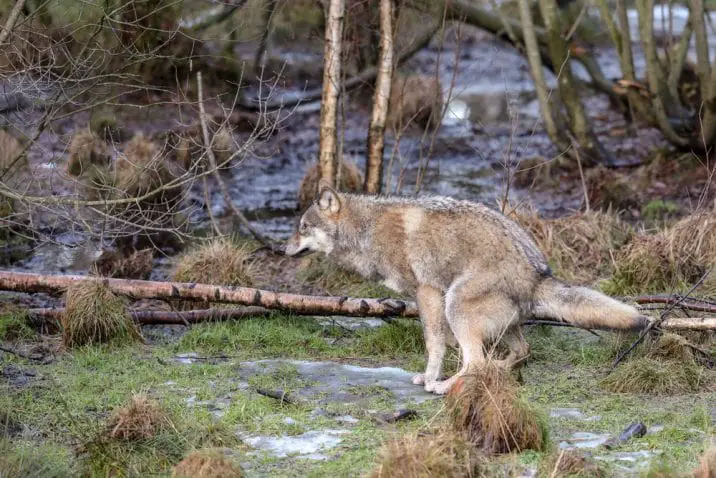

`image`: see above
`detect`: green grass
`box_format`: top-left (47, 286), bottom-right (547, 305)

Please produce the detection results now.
top-left (0, 308), bottom-right (35, 341)
top-left (0, 309), bottom-right (713, 476)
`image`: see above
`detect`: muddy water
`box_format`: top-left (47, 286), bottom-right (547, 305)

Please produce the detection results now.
top-left (8, 7), bottom-right (712, 273)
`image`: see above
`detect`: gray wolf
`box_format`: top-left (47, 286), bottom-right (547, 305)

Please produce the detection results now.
top-left (285, 182), bottom-right (651, 395)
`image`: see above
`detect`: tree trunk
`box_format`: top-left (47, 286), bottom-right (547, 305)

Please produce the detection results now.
top-left (538, 0), bottom-right (610, 165)
top-left (0, 271), bottom-right (419, 317)
top-left (516, 0), bottom-right (570, 154)
top-left (364, 0), bottom-right (394, 194)
top-left (253, 0), bottom-right (279, 75)
top-left (318, 0), bottom-right (346, 187)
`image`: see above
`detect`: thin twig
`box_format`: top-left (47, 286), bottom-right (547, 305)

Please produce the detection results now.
top-left (0, 0), bottom-right (27, 46)
top-left (196, 71), bottom-right (284, 254)
top-left (611, 268), bottom-right (712, 370)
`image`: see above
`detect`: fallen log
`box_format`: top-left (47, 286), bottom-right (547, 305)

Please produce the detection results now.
top-left (0, 271), bottom-right (418, 318)
top-left (4, 271), bottom-right (716, 330)
top-left (632, 294), bottom-right (716, 314)
top-left (27, 307), bottom-right (716, 331)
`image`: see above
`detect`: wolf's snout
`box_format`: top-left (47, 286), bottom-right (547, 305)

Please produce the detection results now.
top-left (284, 233), bottom-right (312, 258)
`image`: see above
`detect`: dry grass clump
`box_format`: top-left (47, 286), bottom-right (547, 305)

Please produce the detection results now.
top-left (116, 133), bottom-right (175, 198)
top-left (585, 166), bottom-right (639, 212)
top-left (173, 239), bottom-right (255, 287)
top-left (693, 444), bottom-right (716, 478)
top-left (644, 332), bottom-right (698, 362)
top-left (605, 233), bottom-right (676, 295)
top-left (510, 209), bottom-right (631, 284)
top-left (174, 125), bottom-right (235, 172)
top-left (106, 393), bottom-right (172, 441)
top-left (67, 130), bottom-right (111, 177)
top-left (297, 159), bottom-right (363, 211)
top-left (513, 156), bottom-right (560, 189)
top-left (539, 449), bottom-right (605, 477)
top-left (91, 249), bottom-right (154, 280)
top-left (0, 129), bottom-right (25, 170)
top-left (62, 281), bottom-right (141, 347)
top-left (606, 209), bottom-right (716, 295)
top-left (600, 357), bottom-right (706, 395)
top-left (446, 364), bottom-right (546, 454)
top-left (387, 73), bottom-right (443, 133)
top-left (370, 429), bottom-right (485, 478)
top-left (172, 449), bottom-right (244, 478)
top-left (668, 211), bottom-right (716, 291)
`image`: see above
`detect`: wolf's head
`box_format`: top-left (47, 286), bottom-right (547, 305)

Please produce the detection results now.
top-left (285, 180), bottom-right (343, 258)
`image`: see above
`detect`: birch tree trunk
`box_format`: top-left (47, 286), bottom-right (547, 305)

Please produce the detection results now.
top-left (364, 0), bottom-right (394, 194)
top-left (318, 0), bottom-right (346, 187)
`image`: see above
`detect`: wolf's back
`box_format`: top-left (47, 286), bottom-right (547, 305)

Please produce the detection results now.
top-left (531, 277), bottom-right (650, 331)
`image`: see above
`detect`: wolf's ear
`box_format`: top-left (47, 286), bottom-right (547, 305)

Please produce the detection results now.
top-left (317, 181), bottom-right (341, 214)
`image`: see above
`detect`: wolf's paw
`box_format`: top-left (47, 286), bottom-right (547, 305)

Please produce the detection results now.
top-left (424, 380), bottom-right (447, 395)
top-left (411, 373), bottom-right (425, 385)
top-left (425, 379), bottom-right (455, 395)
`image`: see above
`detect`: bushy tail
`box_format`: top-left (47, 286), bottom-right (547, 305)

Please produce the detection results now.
top-left (531, 277), bottom-right (651, 331)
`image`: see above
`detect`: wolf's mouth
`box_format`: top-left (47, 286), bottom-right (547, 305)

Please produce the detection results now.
top-left (287, 247), bottom-right (314, 258)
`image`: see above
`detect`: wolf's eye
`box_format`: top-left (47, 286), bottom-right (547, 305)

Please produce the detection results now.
top-left (299, 222), bottom-right (309, 233)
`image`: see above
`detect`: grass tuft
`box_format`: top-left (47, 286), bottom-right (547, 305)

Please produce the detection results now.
top-left (67, 129), bottom-right (111, 176)
top-left (62, 281), bottom-right (141, 347)
top-left (693, 444), bottom-right (716, 478)
top-left (446, 363), bottom-right (547, 454)
top-left (91, 248), bottom-right (154, 280)
top-left (539, 449), bottom-right (605, 477)
top-left (296, 255), bottom-right (397, 297)
top-left (369, 429), bottom-right (485, 478)
top-left (0, 128), bottom-right (25, 171)
top-left (510, 209), bottom-right (631, 284)
top-left (297, 159), bottom-right (363, 211)
top-left (173, 238), bottom-right (255, 287)
top-left (172, 448), bottom-right (244, 478)
top-left (387, 73), bottom-right (443, 133)
top-left (600, 357), bottom-right (706, 395)
top-left (106, 393), bottom-right (173, 441)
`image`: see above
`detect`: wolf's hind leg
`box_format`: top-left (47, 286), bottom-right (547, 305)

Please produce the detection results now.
top-left (413, 284), bottom-right (447, 386)
top-left (427, 288), bottom-right (519, 395)
top-left (493, 325), bottom-right (531, 369)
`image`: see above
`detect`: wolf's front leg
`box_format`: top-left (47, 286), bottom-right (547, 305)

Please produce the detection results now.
top-left (413, 284), bottom-right (448, 388)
